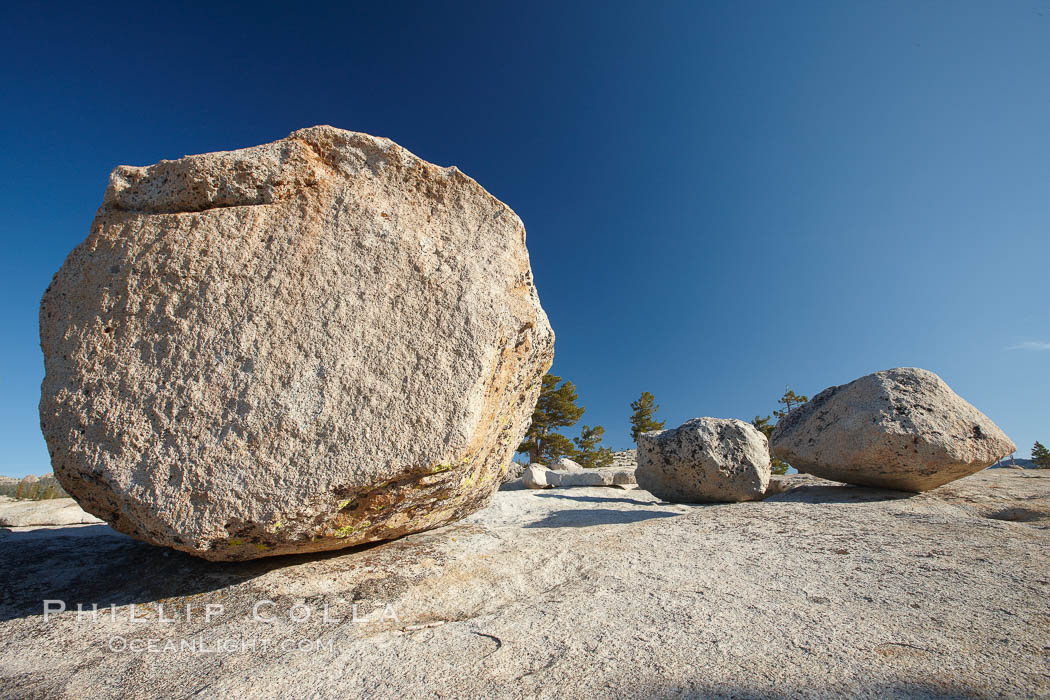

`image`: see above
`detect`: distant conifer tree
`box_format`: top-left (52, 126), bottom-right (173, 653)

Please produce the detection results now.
top-left (1033, 441), bottom-right (1050, 469)
top-left (773, 388), bottom-right (808, 420)
top-left (573, 425), bottom-right (614, 469)
top-left (751, 414), bottom-right (789, 475)
top-left (518, 373), bottom-right (586, 464)
top-left (629, 392), bottom-right (666, 442)
top-left (15, 476), bottom-right (36, 500)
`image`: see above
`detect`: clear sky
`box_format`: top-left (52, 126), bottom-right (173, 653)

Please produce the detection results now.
top-left (1, 1), bottom-right (1047, 478)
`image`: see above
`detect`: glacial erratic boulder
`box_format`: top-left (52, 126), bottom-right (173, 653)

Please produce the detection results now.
top-left (769, 367), bottom-right (1015, 492)
top-left (39, 126), bottom-right (554, 561)
top-left (636, 418), bottom-right (771, 503)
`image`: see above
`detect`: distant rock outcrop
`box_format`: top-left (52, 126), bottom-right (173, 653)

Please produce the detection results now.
top-left (39, 126), bottom-right (554, 561)
top-left (0, 498), bottom-right (103, 527)
top-left (636, 418), bottom-right (771, 502)
top-left (770, 367), bottom-right (1015, 491)
top-left (523, 465), bottom-right (636, 489)
top-left (610, 449), bottom-right (637, 470)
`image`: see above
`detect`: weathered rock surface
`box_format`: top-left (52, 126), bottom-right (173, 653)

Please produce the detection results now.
top-left (550, 456), bottom-right (583, 472)
top-left (770, 367), bottom-right (1015, 491)
top-left (522, 466), bottom-right (636, 489)
top-left (636, 418), bottom-right (770, 502)
top-left (38, 126), bottom-right (554, 561)
top-left (1, 469), bottom-right (1047, 698)
top-left (522, 464), bottom-right (551, 489)
top-left (0, 498), bottom-right (103, 527)
top-left (500, 460), bottom-right (530, 484)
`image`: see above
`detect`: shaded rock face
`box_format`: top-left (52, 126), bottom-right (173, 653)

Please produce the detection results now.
top-left (636, 418), bottom-right (770, 503)
top-left (39, 126), bottom-right (554, 561)
top-left (770, 367), bottom-right (1015, 492)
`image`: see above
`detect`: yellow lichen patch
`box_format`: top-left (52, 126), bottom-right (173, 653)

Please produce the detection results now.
top-left (334, 525), bottom-right (355, 538)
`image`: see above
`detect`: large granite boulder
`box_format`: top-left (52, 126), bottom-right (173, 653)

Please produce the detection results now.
top-left (636, 418), bottom-right (771, 502)
top-left (39, 126), bottom-right (554, 561)
top-left (770, 367), bottom-right (1015, 491)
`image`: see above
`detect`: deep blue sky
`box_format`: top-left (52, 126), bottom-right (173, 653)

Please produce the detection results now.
top-left (1, 1), bottom-right (1047, 478)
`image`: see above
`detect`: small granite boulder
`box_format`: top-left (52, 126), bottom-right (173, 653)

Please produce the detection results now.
top-left (770, 367), bottom-right (1015, 492)
top-left (550, 457), bottom-right (584, 472)
top-left (636, 418), bottom-right (771, 503)
top-left (523, 465), bottom-right (552, 489)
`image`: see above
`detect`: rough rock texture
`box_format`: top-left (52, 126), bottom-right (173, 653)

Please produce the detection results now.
top-left (499, 461), bottom-right (530, 485)
top-left (522, 464), bottom-right (550, 489)
top-left (522, 467), bottom-right (636, 489)
top-left (771, 367), bottom-right (1015, 492)
top-left (38, 126), bottom-right (554, 561)
top-left (550, 457), bottom-right (583, 472)
top-left (1, 469), bottom-right (1048, 698)
top-left (636, 418), bottom-right (771, 503)
top-left (0, 498), bottom-right (103, 527)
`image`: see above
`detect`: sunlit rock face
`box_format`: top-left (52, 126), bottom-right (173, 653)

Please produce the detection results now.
top-left (636, 418), bottom-right (771, 503)
top-left (771, 367), bottom-right (1015, 492)
top-left (39, 125), bottom-right (554, 560)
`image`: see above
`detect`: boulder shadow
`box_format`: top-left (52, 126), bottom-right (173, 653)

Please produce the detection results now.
top-left (0, 524), bottom-right (383, 623)
top-left (531, 492), bottom-right (655, 506)
top-left (764, 483), bottom-right (917, 505)
top-left (522, 508), bottom-right (680, 529)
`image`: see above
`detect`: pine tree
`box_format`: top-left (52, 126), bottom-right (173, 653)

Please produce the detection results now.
top-left (751, 415), bottom-right (789, 475)
top-left (518, 373), bottom-right (586, 464)
top-left (573, 425), bottom-right (614, 469)
top-left (15, 476), bottom-right (37, 500)
top-left (629, 391), bottom-right (666, 442)
top-left (773, 388), bottom-right (808, 420)
top-left (1033, 441), bottom-right (1050, 469)
top-left (751, 415), bottom-right (773, 438)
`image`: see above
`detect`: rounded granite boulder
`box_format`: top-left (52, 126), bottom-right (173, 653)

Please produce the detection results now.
top-left (39, 126), bottom-right (554, 560)
top-left (770, 367), bottom-right (1015, 492)
top-left (636, 417), bottom-right (771, 503)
